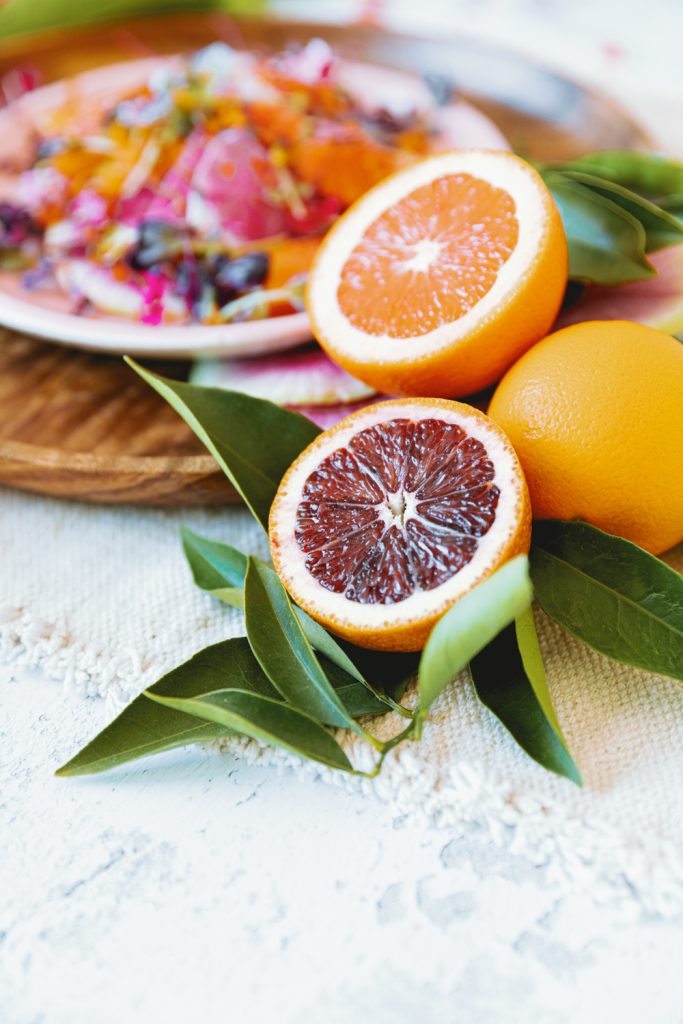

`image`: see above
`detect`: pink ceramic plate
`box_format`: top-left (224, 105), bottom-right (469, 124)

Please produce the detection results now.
top-left (0, 53), bottom-right (508, 359)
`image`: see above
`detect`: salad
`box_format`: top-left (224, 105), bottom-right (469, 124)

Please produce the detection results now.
top-left (0, 41), bottom-right (445, 327)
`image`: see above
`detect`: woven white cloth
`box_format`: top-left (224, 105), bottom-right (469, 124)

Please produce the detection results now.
top-left (2, 485), bottom-right (682, 914)
top-left (3, 0), bottom-right (683, 919)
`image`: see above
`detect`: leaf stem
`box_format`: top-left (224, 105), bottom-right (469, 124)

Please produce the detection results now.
top-left (361, 730), bottom-right (386, 753)
top-left (352, 719), bottom-right (421, 778)
top-left (377, 720), bottom-right (419, 759)
top-left (411, 710), bottom-right (426, 741)
top-left (361, 682), bottom-right (415, 719)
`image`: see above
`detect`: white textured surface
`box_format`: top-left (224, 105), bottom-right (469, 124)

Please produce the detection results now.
top-left (2, 663), bottom-right (683, 1024)
top-left (3, 3), bottom-right (683, 1017)
top-left (2, 485), bottom-right (683, 912)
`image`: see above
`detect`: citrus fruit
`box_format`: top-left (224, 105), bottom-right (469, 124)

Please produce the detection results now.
top-left (557, 245), bottom-right (683, 337)
top-left (306, 149), bottom-right (567, 398)
top-left (269, 398), bottom-right (531, 652)
top-left (488, 320), bottom-right (683, 555)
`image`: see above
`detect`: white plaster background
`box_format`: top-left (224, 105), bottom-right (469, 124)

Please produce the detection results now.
top-left (2, 2), bottom-right (683, 1021)
top-left (3, 666), bottom-right (683, 1024)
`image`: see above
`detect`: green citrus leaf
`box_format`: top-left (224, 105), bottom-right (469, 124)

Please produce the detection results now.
top-left (334, 641), bottom-right (419, 706)
top-left (531, 520), bottom-right (683, 681)
top-left (286, 606), bottom-right (365, 685)
top-left (543, 173), bottom-right (655, 284)
top-left (567, 151), bottom-right (683, 201)
top-left (515, 606), bottom-right (563, 733)
top-left (329, 640), bottom-right (420, 689)
top-left (658, 194), bottom-right (683, 217)
top-left (469, 609), bottom-right (582, 785)
top-left (126, 360), bottom-right (319, 530)
top-left (557, 170), bottom-right (683, 251)
top-left (147, 688), bottom-right (353, 772)
top-left (181, 527), bottom-right (366, 682)
top-left (418, 556), bottom-right (533, 713)
top-left (181, 525), bottom-right (247, 608)
top-left (181, 525), bottom-right (247, 590)
top-left (321, 658), bottom-right (396, 717)
top-left (55, 637), bottom-right (274, 776)
top-left (244, 557), bottom-right (360, 731)
top-left (56, 706), bottom-right (229, 778)
top-left (179, 529), bottom-right (402, 706)
top-left (0, 0), bottom-right (268, 39)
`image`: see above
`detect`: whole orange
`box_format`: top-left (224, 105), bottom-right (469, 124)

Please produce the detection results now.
top-left (488, 320), bottom-right (683, 554)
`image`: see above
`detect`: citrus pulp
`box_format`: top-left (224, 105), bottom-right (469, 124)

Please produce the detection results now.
top-left (269, 398), bottom-right (531, 651)
top-left (306, 149), bottom-right (567, 398)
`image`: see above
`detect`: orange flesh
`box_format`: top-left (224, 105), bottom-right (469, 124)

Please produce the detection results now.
top-left (336, 173), bottom-right (519, 338)
top-left (265, 236), bottom-right (320, 289)
top-left (295, 417), bottom-right (500, 604)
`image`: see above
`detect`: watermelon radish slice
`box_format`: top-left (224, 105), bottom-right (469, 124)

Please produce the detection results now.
top-left (190, 345), bottom-right (377, 407)
top-left (557, 245), bottom-right (683, 337)
top-left (291, 398), bottom-right (385, 430)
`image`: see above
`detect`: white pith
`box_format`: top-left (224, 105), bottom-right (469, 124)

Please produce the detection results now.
top-left (309, 149), bottom-right (549, 363)
top-left (400, 238), bottom-right (444, 273)
top-left (271, 401), bottom-right (525, 633)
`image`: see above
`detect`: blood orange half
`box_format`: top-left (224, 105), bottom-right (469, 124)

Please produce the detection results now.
top-left (306, 149), bottom-right (567, 398)
top-left (269, 399), bottom-right (530, 651)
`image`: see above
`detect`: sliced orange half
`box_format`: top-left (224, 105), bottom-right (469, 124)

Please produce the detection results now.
top-left (269, 398), bottom-right (530, 652)
top-left (306, 149), bottom-right (567, 398)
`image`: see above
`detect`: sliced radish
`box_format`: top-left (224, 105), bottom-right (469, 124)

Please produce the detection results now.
top-left (189, 129), bottom-right (288, 242)
top-left (190, 345), bottom-right (377, 407)
top-left (294, 397), bottom-right (384, 429)
top-left (55, 260), bottom-right (186, 321)
top-left (557, 245), bottom-right (683, 337)
top-left (55, 260), bottom-right (143, 318)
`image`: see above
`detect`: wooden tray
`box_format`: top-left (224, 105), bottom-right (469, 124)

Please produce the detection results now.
top-left (0, 330), bottom-right (236, 504)
top-left (0, 12), bottom-right (649, 507)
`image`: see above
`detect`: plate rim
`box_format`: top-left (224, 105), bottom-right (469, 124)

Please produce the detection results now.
top-left (0, 291), bottom-right (312, 358)
top-left (0, 13), bottom-right (652, 507)
top-left (0, 10), bottom-right (651, 145)
top-left (0, 48), bottom-right (506, 359)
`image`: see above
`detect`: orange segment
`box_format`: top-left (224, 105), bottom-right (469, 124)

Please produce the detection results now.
top-left (289, 136), bottom-right (409, 206)
top-left (306, 149), bottom-right (568, 398)
top-left (269, 397), bottom-right (530, 652)
top-left (265, 236), bottom-right (320, 289)
top-left (338, 173), bottom-right (519, 337)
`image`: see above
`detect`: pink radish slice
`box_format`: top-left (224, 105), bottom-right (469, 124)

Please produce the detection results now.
top-left (55, 260), bottom-right (187, 321)
top-left (190, 345), bottom-right (377, 406)
top-left (188, 129), bottom-right (289, 242)
top-left (293, 397), bottom-right (388, 430)
top-left (557, 245), bottom-right (683, 337)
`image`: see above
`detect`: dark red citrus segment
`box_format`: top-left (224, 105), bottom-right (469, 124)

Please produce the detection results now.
top-left (405, 519), bottom-right (479, 591)
top-left (299, 447), bottom-right (384, 504)
top-left (294, 417), bottom-right (500, 605)
top-left (346, 419), bottom-right (414, 493)
top-left (296, 501), bottom-right (379, 552)
top-left (301, 521), bottom-right (385, 593)
top-left (417, 482), bottom-right (499, 535)
top-left (345, 524), bottom-right (414, 605)
top-left (415, 436), bottom-right (494, 499)
top-left (403, 419), bottom-right (466, 493)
